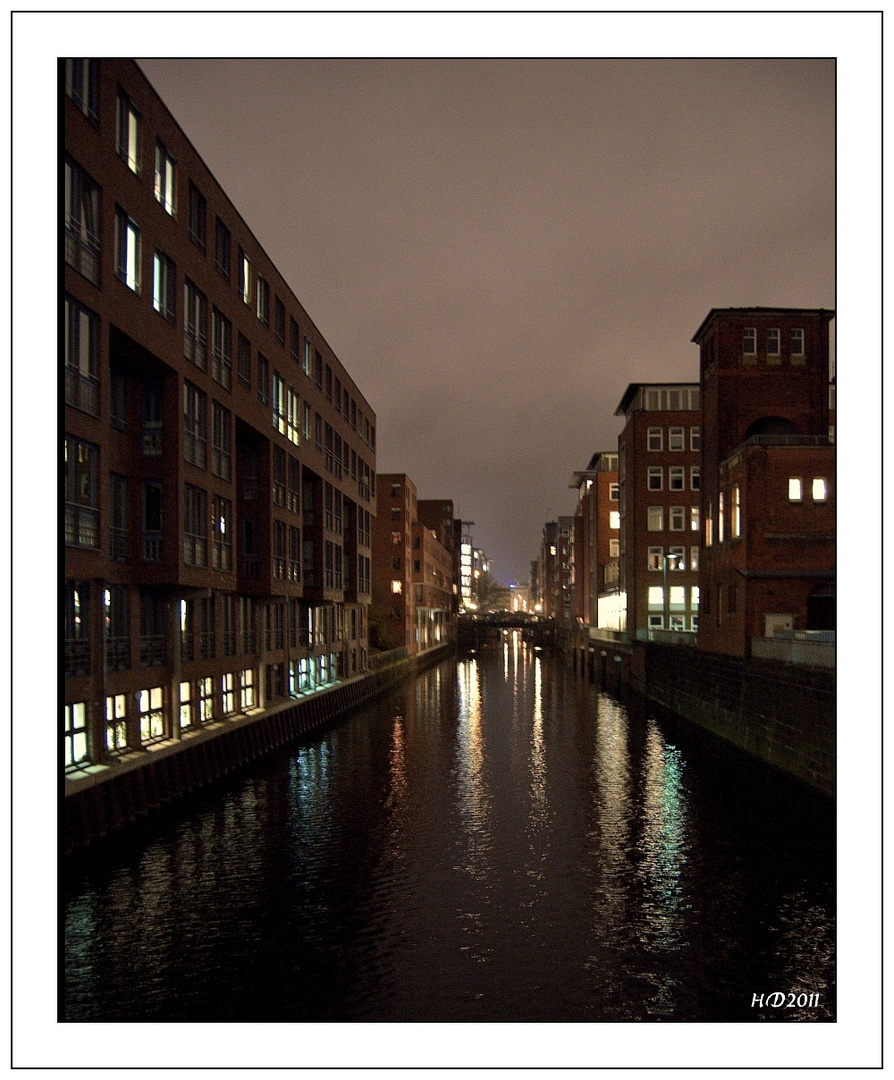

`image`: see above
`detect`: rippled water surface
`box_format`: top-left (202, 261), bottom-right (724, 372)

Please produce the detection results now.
top-left (64, 637), bottom-right (835, 1022)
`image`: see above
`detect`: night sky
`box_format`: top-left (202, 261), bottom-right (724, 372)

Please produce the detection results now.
top-left (135, 55), bottom-right (835, 586)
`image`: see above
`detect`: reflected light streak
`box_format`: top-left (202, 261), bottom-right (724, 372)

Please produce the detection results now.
top-left (455, 659), bottom-right (492, 881)
top-left (528, 653), bottom-right (548, 830)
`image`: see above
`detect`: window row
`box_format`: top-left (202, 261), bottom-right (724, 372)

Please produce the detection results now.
top-left (647, 505), bottom-right (700, 532)
top-left (743, 327), bottom-right (805, 360)
top-left (647, 585), bottom-right (699, 610)
top-left (647, 426), bottom-right (700, 452)
top-left (647, 546), bottom-right (700, 572)
top-left (788, 477), bottom-right (829, 503)
top-left (642, 387), bottom-right (700, 412)
top-left (646, 465), bottom-right (700, 491)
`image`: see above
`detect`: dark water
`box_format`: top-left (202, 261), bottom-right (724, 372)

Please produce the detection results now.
top-left (63, 634), bottom-right (835, 1022)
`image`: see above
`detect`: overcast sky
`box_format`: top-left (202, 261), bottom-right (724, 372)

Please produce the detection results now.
top-left (137, 56), bottom-right (835, 585)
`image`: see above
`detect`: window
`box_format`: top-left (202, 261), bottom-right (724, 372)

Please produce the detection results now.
top-left (791, 328), bottom-right (805, 357)
top-left (303, 401), bottom-right (313, 442)
top-left (731, 485), bottom-right (741, 537)
top-left (184, 280), bottom-right (207, 368)
top-left (272, 371), bottom-right (287, 434)
top-left (184, 484), bottom-right (207, 566)
top-left (65, 582), bottom-right (90, 677)
top-left (647, 506), bottom-right (663, 532)
top-left (64, 296), bottom-right (98, 416)
top-left (239, 249), bottom-right (251, 305)
top-left (240, 669), bottom-right (255, 711)
top-left (669, 466), bottom-right (685, 491)
top-left (179, 681), bottom-right (194, 729)
top-left (139, 589), bottom-right (165, 666)
top-left (609, 510), bottom-right (621, 530)
top-left (289, 525), bottom-right (301, 582)
top-left (65, 59), bottom-right (98, 122)
top-left (215, 218), bottom-right (231, 280)
top-left (188, 181), bottom-right (206, 250)
top-left (717, 492), bottom-right (724, 542)
top-left (237, 332), bottom-right (251, 389)
top-left (303, 336), bottom-right (313, 377)
top-left (141, 481), bottom-right (163, 562)
top-left (222, 673), bottom-right (236, 716)
top-left (273, 519), bottom-right (287, 579)
top-left (609, 539), bottom-right (620, 558)
top-left (788, 477), bottom-right (803, 502)
top-left (116, 89), bottom-right (140, 173)
top-left (690, 427), bottom-right (700, 451)
top-left (184, 382), bottom-right (206, 468)
top-left (64, 702), bottom-right (89, 768)
top-left (287, 388), bottom-right (301, 446)
top-left (669, 546), bottom-right (685, 569)
top-left (314, 350), bottom-right (323, 388)
top-left (690, 466), bottom-right (700, 491)
top-left (115, 207), bottom-right (141, 292)
top-left (743, 327), bottom-right (756, 355)
top-left (690, 506), bottom-right (700, 532)
top-left (648, 546), bottom-right (663, 571)
top-left (289, 318), bottom-right (301, 366)
top-left (690, 546), bottom-right (699, 572)
top-left (211, 401), bottom-right (232, 480)
top-left (154, 141), bottom-right (176, 215)
top-left (668, 426), bottom-right (685, 451)
top-left (139, 687), bottom-right (165, 744)
top-left (609, 482), bottom-right (620, 501)
top-left (257, 354), bottom-right (269, 405)
top-left (812, 478), bottom-right (827, 502)
top-left (64, 159), bottom-right (100, 283)
top-left (109, 473), bottom-right (128, 561)
top-left (273, 446), bottom-right (287, 507)
top-left (391, 580), bottom-right (403, 594)
top-left (767, 328), bottom-right (781, 356)
top-left (152, 250), bottom-right (175, 321)
top-left (288, 456), bottom-right (300, 514)
top-left (648, 614), bottom-right (664, 631)
top-left (106, 694), bottom-right (128, 753)
top-left (647, 466), bottom-right (663, 491)
top-left (669, 506), bottom-right (685, 531)
top-left (211, 309), bottom-right (232, 389)
top-left (647, 427), bottom-right (663, 451)
top-left (648, 587), bottom-right (664, 608)
top-left (705, 503), bottom-right (713, 547)
top-left (274, 297), bottom-right (285, 344)
top-left (104, 585), bottom-right (130, 671)
top-left (65, 437), bottom-right (99, 547)
top-left (256, 274), bottom-right (269, 325)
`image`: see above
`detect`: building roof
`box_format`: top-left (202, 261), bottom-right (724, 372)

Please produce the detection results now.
top-left (691, 307), bottom-right (835, 344)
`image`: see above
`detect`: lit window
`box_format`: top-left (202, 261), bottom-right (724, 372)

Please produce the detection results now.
top-left (609, 539), bottom-right (620, 558)
top-left (767, 328), bottom-right (780, 356)
top-left (139, 686), bottom-right (165, 744)
top-left (153, 250), bottom-right (175, 321)
top-left (788, 478), bottom-right (803, 502)
top-left (64, 702), bottom-right (89, 767)
top-left (239, 249), bottom-right (251, 305)
top-left (648, 546), bottom-right (663, 571)
top-left (690, 506), bottom-right (700, 532)
top-left (690, 546), bottom-right (699, 572)
top-left (116, 90), bottom-right (140, 173)
top-left (154, 142), bottom-right (176, 216)
top-left (743, 327), bottom-right (756, 355)
top-left (669, 506), bottom-right (685, 531)
top-left (717, 493), bottom-right (724, 542)
top-left (391, 580), bottom-right (402, 594)
top-left (705, 505), bottom-right (713, 547)
top-left (812, 478), bottom-right (827, 501)
top-left (647, 506), bottom-right (663, 532)
top-left (647, 427), bottom-right (663, 451)
top-left (106, 694), bottom-right (127, 753)
top-left (609, 510), bottom-right (620, 530)
top-left (668, 427), bottom-right (685, 451)
top-left (115, 208), bottom-right (141, 292)
top-left (691, 586), bottom-right (700, 608)
top-left (669, 546), bottom-right (685, 569)
top-left (648, 587), bottom-right (664, 608)
top-left (731, 485), bottom-right (741, 537)
top-left (791, 328), bottom-right (805, 357)
top-left (669, 586), bottom-right (685, 608)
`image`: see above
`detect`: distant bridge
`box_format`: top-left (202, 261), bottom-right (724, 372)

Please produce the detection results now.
top-left (457, 612), bottom-right (556, 646)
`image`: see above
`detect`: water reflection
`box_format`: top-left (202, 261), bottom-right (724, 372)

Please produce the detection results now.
top-left (454, 658), bottom-right (493, 879)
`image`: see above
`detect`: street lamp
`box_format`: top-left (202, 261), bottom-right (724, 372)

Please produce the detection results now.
top-left (662, 551), bottom-right (683, 633)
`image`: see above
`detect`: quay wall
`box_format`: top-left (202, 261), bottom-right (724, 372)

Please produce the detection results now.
top-left (558, 628), bottom-right (835, 798)
top-left (65, 645), bottom-right (453, 854)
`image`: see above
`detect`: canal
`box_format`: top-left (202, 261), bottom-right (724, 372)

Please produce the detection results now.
top-left (63, 633), bottom-right (835, 1024)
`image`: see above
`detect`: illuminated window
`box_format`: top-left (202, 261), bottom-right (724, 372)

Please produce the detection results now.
top-left (106, 694), bottom-right (127, 753)
top-left (669, 546), bottom-right (685, 570)
top-left (647, 466), bottom-right (663, 491)
top-left (705, 503), bottom-right (713, 547)
top-left (767, 328), bottom-right (780, 356)
top-left (115, 207), bottom-right (141, 292)
top-left (153, 250), bottom-right (175, 321)
top-left (256, 274), bottom-right (269, 325)
top-left (180, 681), bottom-right (193, 728)
top-left (391, 580), bottom-right (403, 594)
top-left (743, 327), bottom-right (756, 355)
top-left (609, 539), bottom-right (620, 558)
top-left (791, 328), bottom-right (805, 357)
top-left (731, 485), bottom-right (741, 536)
top-left (717, 492), bottom-right (724, 541)
top-left (648, 587), bottom-right (664, 608)
top-left (609, 511), bottom-right (620, 530)
top-left (812, 478), bottom-right (827, 501)
top-left (239, 249), bottom-right (251, 305)
top-left (139, 686), bottom-right (165, 744)
top-left (64, 702), bottom-right (89, 767)
top-left (198, 677), bottom-right (214, 723)
top-left (690, 546), bottom-right (699, 572)
top-left (647, 506), bottom-right (663, 531)
top-left (691, 586), bottom-right (700, 608)
top-left (647, 427), bottom-right (663, 451)
top-left (668, 427), bottom-right (685, 451)
top-left (116, 90), bottom-right (140, 173)
top-left (154, 142), bottom-right (176, 216)
top-left (240, 669), bottom-right (255, 710)
top-left (788, 477), bottom-right (803, 502)
top-left (648, 546), bottom-right (663, 570)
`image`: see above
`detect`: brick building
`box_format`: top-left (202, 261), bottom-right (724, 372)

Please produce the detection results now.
top-left (692, 307), bottom-right (835, 656)
top-left (64, 59), bottom-right (376, 771)
top-left (568, 451), bottom-right (620, 627)
top-left (615, 383), bottom-right (702, 637)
